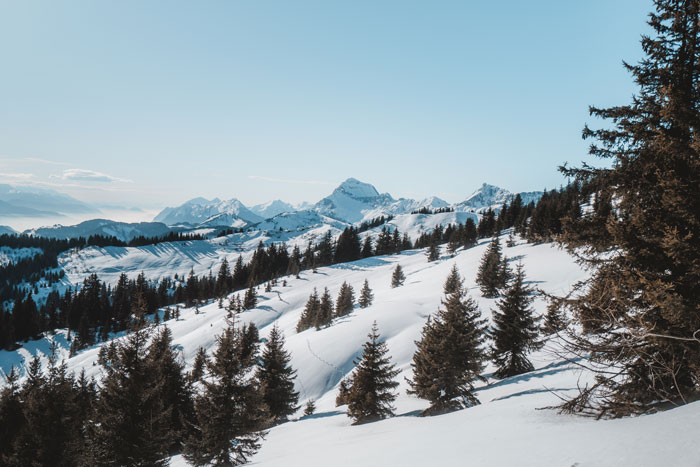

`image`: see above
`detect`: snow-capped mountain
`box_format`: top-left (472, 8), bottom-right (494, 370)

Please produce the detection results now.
top-left (24, 219), bottom-right (173, 241)
top-left (250, 200), bottom-right (296, 219)
top-left (313, 178), bottom-right (451, 224)
top-left (154, 197), bottom-right (263, 226)
top-left (0, 225), bottom-right (17, 236)
top-left (455, 183), bottom-right (543, 213)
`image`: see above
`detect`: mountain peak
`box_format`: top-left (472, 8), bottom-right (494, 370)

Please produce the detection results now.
top-left (334, 178), bottom-right (380, 199)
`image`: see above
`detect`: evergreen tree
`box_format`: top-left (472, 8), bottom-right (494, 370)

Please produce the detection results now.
top-left (361, 237), bottom-right (373, 258)
top-left (408, 267), bottom-right (487, 414)
top-left (346, 322), bottom-right (399, 424)
top-left (426, 241), bottom-right (440, 262)
top-left (242, 285), bottom-right (257, 310)
top-left (558, 0), bottom-right (700, 415)
top-left (390, 265), bottom-right (405, 288)
top-left (256, 324), bottom-right (299, 423)
top-left (491, 263), bottom-right (540, 378)
top-left (358, 280), bottom-right (374, 308)
top-left (303, 399), bottom-right (316, 416)
top-left (296, 289), bottom-right (320, 333)
top-left (90, 327), bottom-right (171, 466)
top-left (335, 282), bottom-right (355, 318)
top-left (184, 321), bottom-right (267, 466)
top-left (315, 287), bottom-right (334, 329)
top-left (475, 236), bottom-right (508, 298)
top-left (0, 367), bottom-right (25, 464)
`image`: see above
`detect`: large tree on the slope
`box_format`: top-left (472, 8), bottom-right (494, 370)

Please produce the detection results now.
top-left (560, 0), bottom-right (700, 416)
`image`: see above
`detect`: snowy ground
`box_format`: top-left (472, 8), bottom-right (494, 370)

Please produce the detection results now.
top-left (2, 235), bottom-right (698, 466)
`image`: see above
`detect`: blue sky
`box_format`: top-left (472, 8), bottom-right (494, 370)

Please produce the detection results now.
top-left (0, 0), bottom-right (653, 214)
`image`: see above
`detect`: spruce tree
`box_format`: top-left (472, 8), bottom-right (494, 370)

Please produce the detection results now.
top-left (558, 0), bottom-right (700, 415)
top-left (296, 288), bottom-right (320, 333)
top-left (476, 236), bottom-right (508, 298)
top-left (346, 322), bottom-right (399, 424)
top-left (90, 327), bottom-right (171, 466)
top-left (335, 282), bottom-right (355, 318)
top-left (314, 287), bottom-right (334, 329)
top-left (390, 265), bottom-right (405, 288)
top-left (408, 267), bottom-right (487, 414)
top-left (256, 324), bottom-right (299, 424)
top-left (242, 285), bottom-right (257, 310)
top-left (491, 263), bottom-right (540, 378)
top-left (358, 280), bottom-right (374, 308)
top-left (184, 321), bottom-right (267, 466)
top-left (426, 241), bottom-right (440, 262)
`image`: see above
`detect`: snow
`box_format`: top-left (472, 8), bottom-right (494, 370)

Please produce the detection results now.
top-left (3, 233), bottom-right (697, 466)
top-left (0, 246), bottom-right (42, 266)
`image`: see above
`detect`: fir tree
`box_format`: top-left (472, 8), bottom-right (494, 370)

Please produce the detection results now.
top-left (491, 263), bottom-right (540, 378)
top-left (303, 399), bottom-right (316, 416)
top-left (242, 285), bottom-right (257, 310)
top-left (475, 236), bottom-right (508, 298)
top-left (184, 321), bottom-right (267, 466)
top-left (408, 267), bottom-right (487, 414)
top-left (315, 287), bottom-right (334, 329)
top-left (558, 0), bottom-right (700, 416)
top-left (335, 282), bottom-right (355, 318)
top-left (296, 289), bottom-right (320, 333)
top-left (256, 324), bottom-right (299, 424)
top-left (358, 279), bottom-right (374, 308)
top-left (390, 265), bottom-right (405, 288)
top-left (90, 327), bottom-right (171, 466)
top-left (346, 322), bottom-right (399, 424)
top-left (426, 241), bottom-right (440, 262)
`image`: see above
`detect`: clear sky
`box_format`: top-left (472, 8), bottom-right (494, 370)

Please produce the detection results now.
top-left (0, 0), bottom-right (653, 215)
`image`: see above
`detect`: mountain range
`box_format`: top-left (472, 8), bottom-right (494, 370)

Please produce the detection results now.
top-left (0, 184), bottom-right (98, 218)
top-left (153, 178), bottom-right (543, 230)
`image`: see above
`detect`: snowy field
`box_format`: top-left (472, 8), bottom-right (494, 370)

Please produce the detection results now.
top-left (2, 235), bottom-right (698, 466)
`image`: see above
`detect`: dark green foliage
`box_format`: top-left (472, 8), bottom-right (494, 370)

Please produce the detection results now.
top-left (335, 282), bottom-right (355, 318)
top-left (426, 241), bottom-right (439, 262)
top-left (90, 328), bottom-right (172, 466)
top-left (346, 323), bottom-right (399, 424)
top-left (303, 399), bottom-right (316, 416)
top-left (358, 279), bottom-right (374, 308)
top-left (491, 263), bottom-right (540, 379)
top-left (557, 0), bottom-right (700, 416)
top-left (408, 267), bottom-right (487, 414)
top-left (335, 374), bottom-right (353, 407)
top-left (184, 321), bottom-right (267, 466)
top-left (243, 285), bottom-right (257, 310)
top-left (256, 324), bottom-right (299, 423)
top-left (296, 288), bottom-right (320, 333)
top-left (315, 287), bottom-right (334, 329)
top-left (390, 265), bottom-right (405, 288)
top-left (475, 237), bottom-right (509, 298)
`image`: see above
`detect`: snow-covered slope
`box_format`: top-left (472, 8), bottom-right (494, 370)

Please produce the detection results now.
top-left (154, 197), bottom-right (263, 226)
top-left (4, 235), bottom-right (698, 466)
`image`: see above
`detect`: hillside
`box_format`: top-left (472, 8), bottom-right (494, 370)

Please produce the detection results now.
top-left (2, 235), bottom-right (697, 466)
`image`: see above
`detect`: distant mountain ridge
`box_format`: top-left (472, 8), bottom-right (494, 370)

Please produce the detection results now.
top-left (153, 178), bottom-right (543, 228)
top-left (0, 184), bottom-right (98, 218)
top-left (24, 219), bottom-right (172, 241)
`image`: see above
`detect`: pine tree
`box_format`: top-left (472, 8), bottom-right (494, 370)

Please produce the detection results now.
top-left (390, 265), bottom-right (405, 288)
top-left (215, 258), bottom-right (231, 297)
top-left (184, 322), bottom-right (267, 466)
top-left (303, 399), bottom-right (316, 416)
top-left (90, 327), bottom-right (171, 466)
top-left (242, 285), bottom-right (257, 310)
top-left (256, 324), bottom-right (299, 424)
top-left (426, 241), bottom-right (440, 262)
top-left (146, 326), bottom-right (194, 453)
top-left (346, 322), bottom-right (399, 424)
top-left (558, 0), bottom-right (700, 416)
top-left (296, 289), bottom-right (320, 333)
top-left (335, 282), bottom-right (355, 318)
top-left (0, 367), bottom-right (25, 464)
top-left (358, 279), bottom-right (374, 308)
top-left (315, 287), bottom-right (334, 329)
top-left (491, 263), bottom-right (540, 378)
top-left (408, 267), bottom-right (487, 414)
top-left (475, 236), bottom-right (508, 298)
